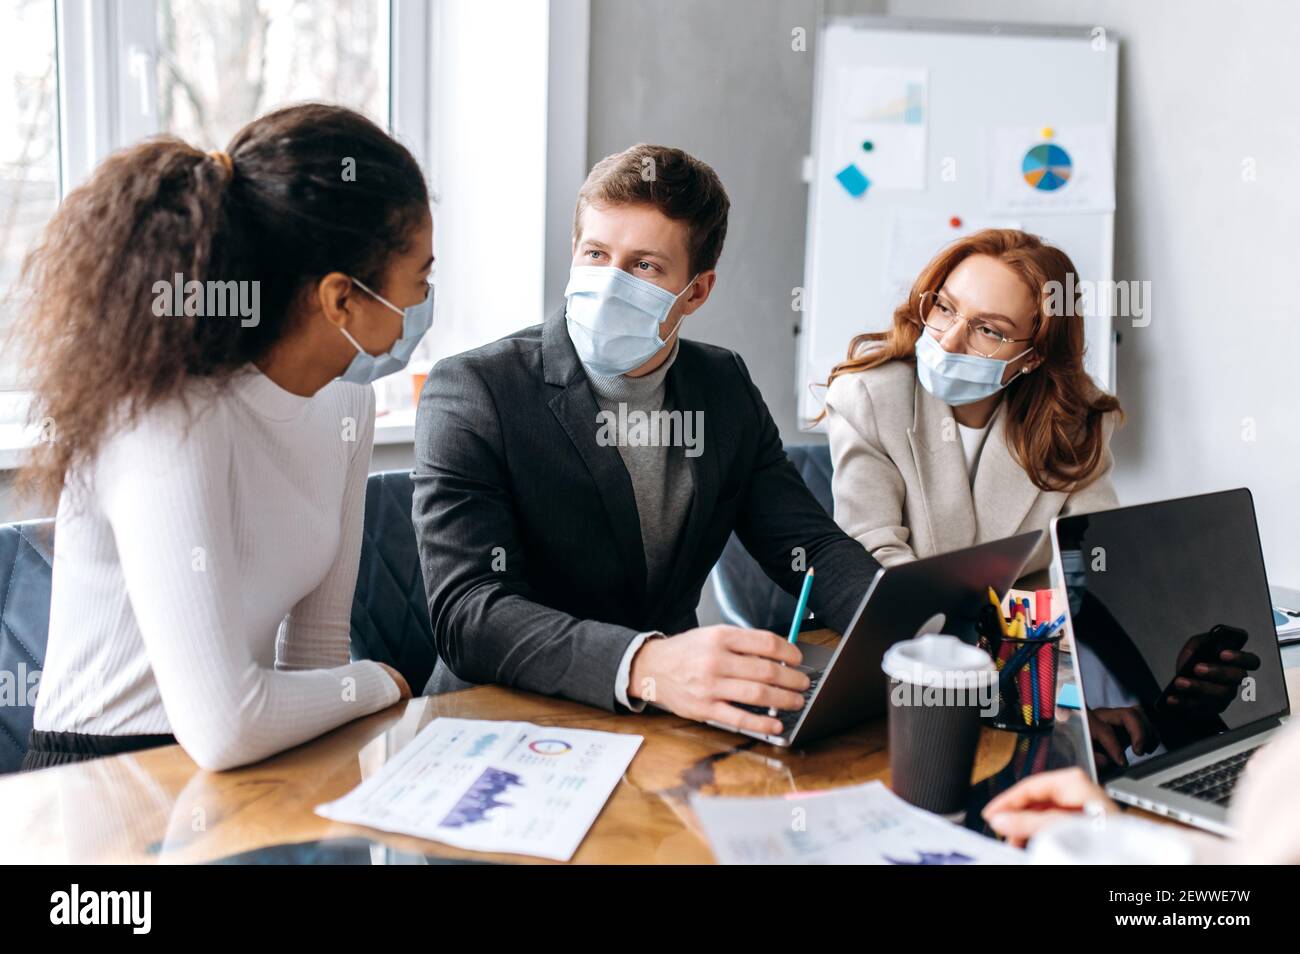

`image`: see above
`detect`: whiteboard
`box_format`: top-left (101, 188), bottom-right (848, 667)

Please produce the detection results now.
top-left (798, 17), bottom-right (1119, 423)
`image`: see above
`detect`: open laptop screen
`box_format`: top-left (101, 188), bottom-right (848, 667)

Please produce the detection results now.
top-left (1055, 489), bottom-right (1289, 783)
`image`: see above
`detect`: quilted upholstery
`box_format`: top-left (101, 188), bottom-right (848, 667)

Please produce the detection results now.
top-left (709, 443), bottom-right (835, 632)
top-left (349, 470), bottom-right (438, 693)
top-left (0, 519), bottom-right (54, 774)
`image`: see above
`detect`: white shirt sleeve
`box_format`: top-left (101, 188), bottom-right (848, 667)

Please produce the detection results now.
top-left (615, 632), bottom-right (664, 711)
top-left (97, 404), bottom-right (400, 771)
top-left (276, 388), bottom-right (374, 670)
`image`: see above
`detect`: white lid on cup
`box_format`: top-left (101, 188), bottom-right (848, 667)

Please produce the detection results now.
top-left (881, 634), bottom-right (997, 690)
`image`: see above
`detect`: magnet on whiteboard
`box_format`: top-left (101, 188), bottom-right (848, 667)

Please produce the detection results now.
top-left (949, 216), bottom-right (962, 228)
top-left (1040, 125), bottom-right (1054, 139)
top-left (835, 163), bottom-right (870, 198)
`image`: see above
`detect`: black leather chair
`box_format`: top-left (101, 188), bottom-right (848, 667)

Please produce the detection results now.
top-left (349, 469), bottom-right (438, 694)
top-left (0, 519), bottom-right (54, 774)
top-left (708, 442), bottom-right (835, 633)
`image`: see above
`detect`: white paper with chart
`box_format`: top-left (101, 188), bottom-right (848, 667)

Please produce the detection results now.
top-left (316, 718), bottom-right (642, 861)
top-left (691, 780), bottom-right (1023, 865)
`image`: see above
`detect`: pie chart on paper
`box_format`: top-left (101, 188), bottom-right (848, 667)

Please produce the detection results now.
top-left (1021, 143), bottom-right (1072, 191)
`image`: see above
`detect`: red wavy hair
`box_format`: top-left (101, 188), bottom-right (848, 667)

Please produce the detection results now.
top-left (815, 229), bottom-right (1121, 492)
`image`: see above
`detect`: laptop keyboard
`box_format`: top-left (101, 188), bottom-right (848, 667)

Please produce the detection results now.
top-left (1158, 746), bottom-right (1262, 806)
top-left (733, 665), bottom-right (824, 737)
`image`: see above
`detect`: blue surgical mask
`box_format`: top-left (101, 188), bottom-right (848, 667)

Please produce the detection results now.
top-left (564, 265), bottom-right (698, 376)
top-left (337, 277), bottom-right (434, 384)
top-left (914, 331), bottom-right (1031, 406)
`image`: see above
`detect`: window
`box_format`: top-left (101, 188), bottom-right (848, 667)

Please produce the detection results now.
top-left (156, 0), bottom-right (390, 149)
top-left (152, 0), bottom-right (411, 416)
top-left (0, 0), bottom-right (59, 394)
top-left (0, 0), bottom-right (433, 425)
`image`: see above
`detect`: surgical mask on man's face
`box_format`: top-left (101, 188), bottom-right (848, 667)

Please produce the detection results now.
top-left (564, 265), bottom-right (697, 376)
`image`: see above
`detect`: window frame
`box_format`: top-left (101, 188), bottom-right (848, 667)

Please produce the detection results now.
top-left (13, 0), bottom-right (434, 422)
top-left (59, 0), bottom-right (431, 185)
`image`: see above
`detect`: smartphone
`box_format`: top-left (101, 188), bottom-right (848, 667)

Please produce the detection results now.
top-left (1174, 624), bottom-right (1248, 681)
top-left (1155, 623), bottom-right (1249, 716)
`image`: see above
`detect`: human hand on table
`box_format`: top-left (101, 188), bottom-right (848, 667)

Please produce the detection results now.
top-left (628, 626), bottom-right (809, 737)
top-left (981, 766), bottom-right (1119, 848)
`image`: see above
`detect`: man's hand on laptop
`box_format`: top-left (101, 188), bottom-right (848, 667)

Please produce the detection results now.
top-left (627, 626), bottom-right (809, 736)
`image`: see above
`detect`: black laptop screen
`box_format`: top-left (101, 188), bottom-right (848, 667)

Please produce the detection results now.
top-left (1056, 489), bottom-right (1288, 783)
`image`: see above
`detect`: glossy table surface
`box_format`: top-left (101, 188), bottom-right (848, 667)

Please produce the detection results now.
top-left (7, 630), bottom-right (1288, 864)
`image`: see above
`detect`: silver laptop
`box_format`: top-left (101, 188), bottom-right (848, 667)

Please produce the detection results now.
top-left (710, 531), bottom-right (1041, 747)
top-left (1051, 489), bottom-right (1290, 836)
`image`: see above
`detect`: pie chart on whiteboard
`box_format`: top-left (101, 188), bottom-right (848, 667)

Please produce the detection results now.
top-left (1021, 143), bottom-right (1072, 191)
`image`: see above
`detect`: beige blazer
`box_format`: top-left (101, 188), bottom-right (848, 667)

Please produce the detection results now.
top-left (823, 359), bottom-right (1119, 586)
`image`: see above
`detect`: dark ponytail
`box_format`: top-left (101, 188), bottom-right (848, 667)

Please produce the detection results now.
top-left (15, 103), bottom-right (428, 504)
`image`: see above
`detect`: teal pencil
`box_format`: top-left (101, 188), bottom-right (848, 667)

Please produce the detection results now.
top-left (788, 568), bottom-right (815, 644)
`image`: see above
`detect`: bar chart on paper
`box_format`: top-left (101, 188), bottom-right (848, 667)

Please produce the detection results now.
top-left (316, 719), bottom-right (642, 860)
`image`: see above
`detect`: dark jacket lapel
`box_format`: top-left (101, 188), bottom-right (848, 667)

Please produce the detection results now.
top-left (542, 311), bottom-right (648, 610)
top-left (654, 345), bottom-right (716, 614)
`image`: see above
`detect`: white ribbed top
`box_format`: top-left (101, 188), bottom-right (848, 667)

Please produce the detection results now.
top-left (33, 365), bottom-right (401, 770)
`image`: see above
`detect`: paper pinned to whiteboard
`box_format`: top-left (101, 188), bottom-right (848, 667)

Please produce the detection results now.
top-left (884, 210), bottom-right (1023, 305)
top-left (987, 124), bottom-right (1115, 215)
top-left (834, 66), bottom-right (928, 191)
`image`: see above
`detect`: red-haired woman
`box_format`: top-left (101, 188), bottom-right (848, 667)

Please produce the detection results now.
top-left (820, 229), bottom-right (1121, 584)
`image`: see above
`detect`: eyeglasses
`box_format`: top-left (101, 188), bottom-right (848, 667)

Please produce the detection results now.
top-left (917, 290), bottom-right (1035, 358)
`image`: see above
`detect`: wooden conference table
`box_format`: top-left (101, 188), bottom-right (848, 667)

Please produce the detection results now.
top-left (5, 629), bottom-right (1280, 865)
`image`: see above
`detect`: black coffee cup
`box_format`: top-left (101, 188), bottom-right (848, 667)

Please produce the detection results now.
top-left (882, 635), bottom-right (998, 814)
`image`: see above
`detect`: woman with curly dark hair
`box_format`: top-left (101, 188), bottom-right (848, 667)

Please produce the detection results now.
top-left (16, 103), bottom-right (433, 770)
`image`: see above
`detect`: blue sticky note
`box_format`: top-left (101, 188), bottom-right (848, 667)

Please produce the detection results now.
top-left (835, 163), bottom-right (870, 197)
top-left (1057, 682), bottom-right (1081, 710)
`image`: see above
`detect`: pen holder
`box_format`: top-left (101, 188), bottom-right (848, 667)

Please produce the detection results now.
top-left (977, 630), bottom-right (1064, 733)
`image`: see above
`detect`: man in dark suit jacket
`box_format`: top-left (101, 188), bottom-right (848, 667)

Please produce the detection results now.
top-left (413, 144), bottom-right (880, 738)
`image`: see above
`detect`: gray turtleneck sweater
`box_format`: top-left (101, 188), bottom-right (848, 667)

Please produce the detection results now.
top-left (583, 340), bottom-right (695, 710)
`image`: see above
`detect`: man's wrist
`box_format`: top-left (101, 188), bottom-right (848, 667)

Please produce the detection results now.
top-left (627, 635), bottom-right (662, 701)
